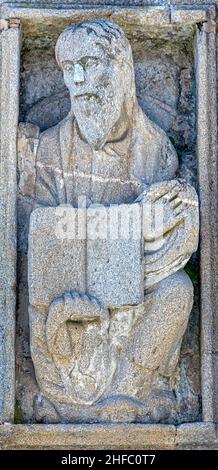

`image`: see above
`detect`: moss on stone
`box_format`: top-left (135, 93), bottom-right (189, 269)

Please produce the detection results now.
top-left (14, 403), bottom-right (23, 424)
top-left (185, 262), bottom-right (199, 286)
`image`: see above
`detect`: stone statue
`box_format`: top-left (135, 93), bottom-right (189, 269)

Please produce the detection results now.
top-left (23, 20), bottom-right (199, 423)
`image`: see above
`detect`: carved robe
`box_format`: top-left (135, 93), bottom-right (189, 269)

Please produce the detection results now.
top-left (33, 104), bottom-right (198, 288)
top-left (20, 103), bottom-right (198, 410)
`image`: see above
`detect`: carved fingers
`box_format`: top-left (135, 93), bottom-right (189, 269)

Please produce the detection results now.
top-left (141, 180), bottom-right (192, 241)
top-left (144, 180), bottom-right (179, 202)
top-left (46, 291), bottom-right (109, 359)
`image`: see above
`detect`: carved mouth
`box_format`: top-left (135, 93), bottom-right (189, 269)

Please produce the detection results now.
top-left (74, 92), bottom-right (98, 100)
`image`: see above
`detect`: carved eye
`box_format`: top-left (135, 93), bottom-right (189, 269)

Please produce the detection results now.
top-left (62, 62), bottom-right (74, 72)
top-left (81, 57), bottom-right (100, 70)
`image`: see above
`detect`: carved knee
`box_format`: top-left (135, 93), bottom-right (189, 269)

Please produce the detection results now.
top-left (157, 269), bottom-right (194, 325)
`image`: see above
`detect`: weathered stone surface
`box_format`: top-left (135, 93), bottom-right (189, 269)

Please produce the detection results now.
top-left (0, 25), bottom-right (21, 423)
top-left (1, 422), bottom-right (218, 450)
top-left (28, 200), bottom-right (197, 417)
top-left (195, 23), bottom-right (218, 423)
top-left (176, 423), bottom-right (218, 450)
top-left (0, 0), bottom-right (216, 4)
top-left (140, 179), bottom-right (199, 289)
top-left (28, 207), bottom-right (86, 308)
top-left (0, 423), bottom-right (176, 450)
top-left (175, 286), bottom-right (201, 424)
top-left (29, 204), bottom-right (144, 309)
top-left (171, 7), bottom-right (212, 25)
top-left (18, 123), bottom-right (40, 197)
top-left (29, 294), bottom-right (114, 406)
top-left (213, 355), bottom-right (218, 423)
top-left (87, 203), bottom-right (144, 307)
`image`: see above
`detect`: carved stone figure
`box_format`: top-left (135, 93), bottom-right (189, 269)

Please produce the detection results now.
top-left (23, 20), bottom-right (199, 423)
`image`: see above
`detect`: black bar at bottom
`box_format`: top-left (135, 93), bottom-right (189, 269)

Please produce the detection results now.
top-left (0, 450), bottom-right (216, 466)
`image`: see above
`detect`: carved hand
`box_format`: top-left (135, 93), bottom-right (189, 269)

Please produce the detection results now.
top-left (46, 292), bottom-right (109, 361)
top-left (137, 180), bottom-right (187, 242)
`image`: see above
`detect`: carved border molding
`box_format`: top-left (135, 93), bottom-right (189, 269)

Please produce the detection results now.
top-left (0, 4), bottom-right (216, 27)
top-left (0, 2), bottom-right (217, 448)
top-left (0, 18), bottom-right (21, 423)
top-left (0, 422), bottom-right (217, 450)
top-left (195, 18), bottom-right (218, 423)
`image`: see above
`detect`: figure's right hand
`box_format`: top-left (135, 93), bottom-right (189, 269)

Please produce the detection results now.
top-left (46, 292), bottom-right (109, 360)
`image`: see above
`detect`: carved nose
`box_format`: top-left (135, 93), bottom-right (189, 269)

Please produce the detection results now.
top-left (73, 64), bottom-right (85, 84)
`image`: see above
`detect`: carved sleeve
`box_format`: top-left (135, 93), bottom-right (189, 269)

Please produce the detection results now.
top-left (18, 123), bottom-right (60, 206)
top-left (157, 134), bottom-right (179, 182)
top-left (143, 179), bottom-right (199, 289)
top-left (34, 129), bottom-right (60, 207)
top-left (17, 122), bottom-right (40, 198)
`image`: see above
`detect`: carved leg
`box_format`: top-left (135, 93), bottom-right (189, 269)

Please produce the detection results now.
top-left (129, 269), bottom-right (193, 374)
top-left (108, 269), bottom-right (193, 402)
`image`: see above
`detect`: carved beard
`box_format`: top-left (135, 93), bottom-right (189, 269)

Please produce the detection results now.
top-left (72, 93), bottom-right (122, 150)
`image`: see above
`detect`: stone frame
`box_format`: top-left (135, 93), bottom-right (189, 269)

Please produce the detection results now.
top-left (0, 3), bottom-right (217, 449)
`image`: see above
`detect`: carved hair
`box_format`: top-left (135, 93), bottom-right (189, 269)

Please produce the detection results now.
top-left (55, 19), bottom-right (133, 67)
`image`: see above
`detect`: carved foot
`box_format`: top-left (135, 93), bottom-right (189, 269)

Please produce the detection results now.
top-left (91, 395), bottom-right (147, 423)
top-left (34, 394), bottom-right (60, 424)
top-left (143, 388), bottom-right (178, 424)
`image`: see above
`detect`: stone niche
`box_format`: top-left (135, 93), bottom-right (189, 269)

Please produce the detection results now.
top-left (0, 3), bottom-right (217, 449)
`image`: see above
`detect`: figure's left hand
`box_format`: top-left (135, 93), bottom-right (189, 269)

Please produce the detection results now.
top-left (136, 180), bottom-right (188, 241)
